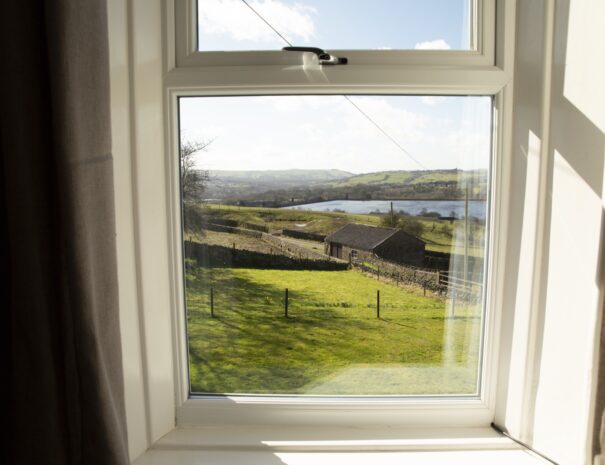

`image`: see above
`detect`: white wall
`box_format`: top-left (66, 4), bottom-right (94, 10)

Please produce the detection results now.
top-left (108, 0), bottom-right (605, 463)
top-left (108, 0), bottom-right (149, 459)
top-left (108, 0), bottom-right (176, 461)
top-left (496, 1), bottom-right (605, 464)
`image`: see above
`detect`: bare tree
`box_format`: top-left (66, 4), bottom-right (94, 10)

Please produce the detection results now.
top-left (180, 138), bottom-right (212, 205)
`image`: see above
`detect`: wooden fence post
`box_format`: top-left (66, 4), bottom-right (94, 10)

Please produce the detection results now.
top-left (377, 290), bottom-right (380, 319)
top-left (285, 288), bottom-right (289, 318)
top-left (210, 286), bottom-right (214, 318)
top-left (423, 282), bottom-right (426, 296)
top-left (451, 290), bottom-right (456, 318)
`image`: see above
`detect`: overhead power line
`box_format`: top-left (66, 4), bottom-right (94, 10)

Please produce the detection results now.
top-left (238, 0), bottom-right (427, 171)
top-left (240, 0), bottom-right (293, 46)
top-left (342, 96), bottom-right (427, 170)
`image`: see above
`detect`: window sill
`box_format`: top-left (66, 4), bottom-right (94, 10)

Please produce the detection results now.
top-left (133, 426), bottom-right (551, 464)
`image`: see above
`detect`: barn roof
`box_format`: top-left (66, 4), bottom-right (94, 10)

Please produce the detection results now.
top-left (325, 223), bottom-right (400, 250)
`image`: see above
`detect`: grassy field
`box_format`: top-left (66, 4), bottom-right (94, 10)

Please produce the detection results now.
top-left (325, 169), bottom-right (487, 194)
top-left (204, 203), bottom-right (381, 233)
top-left (202, 204), bottom-right (485, 257)
top-left (186, 266), bottom-right (482, 395)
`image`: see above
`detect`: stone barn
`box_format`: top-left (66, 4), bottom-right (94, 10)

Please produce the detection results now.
top-left (325, 223), bottom-right (425, 267)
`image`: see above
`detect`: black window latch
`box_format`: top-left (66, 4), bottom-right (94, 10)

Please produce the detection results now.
top-left (282, 46), bottom-right (348, 65)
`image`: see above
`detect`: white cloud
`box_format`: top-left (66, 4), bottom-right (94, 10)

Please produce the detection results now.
top-left (344, 97), bottom-right (428, 145)
top-left (420, 96), bottom-right (445, 106)
top-left (443, 129), bottom-right (491, 165)
top-left (268, 95), bottom-right (327, 113)
top-left (414, 39), bottom-right (451, 50)
top-left (198, 0), bottom-right (316, 43)
top-left (179, 96), bottom-right (491, 173)
top-left (181, 124), bottom-right (225, 147)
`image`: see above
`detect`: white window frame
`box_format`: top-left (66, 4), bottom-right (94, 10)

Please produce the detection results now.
top-left (172, 0), bottom-right (495, 68)
top-left (163, 0), bottom-right (511, 430)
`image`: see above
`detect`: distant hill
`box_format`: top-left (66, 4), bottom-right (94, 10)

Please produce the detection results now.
top-left (203, 168), bottom-right (489, 205)
top-left (209, 169), bottom-right (353, 183)
top-left (203, 169), bottom-right (354, 199)
top-left (327, 169), bottom-right (487, 188)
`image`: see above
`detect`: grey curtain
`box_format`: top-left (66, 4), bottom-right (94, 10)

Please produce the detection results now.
top-left (1, 1), bottom-right (129, 464)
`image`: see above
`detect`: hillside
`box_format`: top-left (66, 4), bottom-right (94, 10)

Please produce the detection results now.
top-left (329, 169), bottom-right (486, 187)
top-left (209, 169), bottom-right (353, 183)
top-left (203, 169), bottom-right (353, 199)
top-left (186, 204), bottom-right (486, 257)
top-left (208, 168), bottom-right (489, 205)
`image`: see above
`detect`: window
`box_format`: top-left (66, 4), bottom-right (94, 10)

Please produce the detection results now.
top-left (166, 0), bottom-right (506, 427)
top-left (174, 0), bottom-right (496, 67)
top-left (180, 94), bottom-right (492, 397)
top-left (196, 0), bottom-right (475, 52)
top-left (113, 1), bottom-right (605, 462)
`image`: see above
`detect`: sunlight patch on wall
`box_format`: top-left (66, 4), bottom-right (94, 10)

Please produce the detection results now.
top-left (533, 149), bottom-right (602, 464)
top-left (563, 0), bottom-right (605, 132)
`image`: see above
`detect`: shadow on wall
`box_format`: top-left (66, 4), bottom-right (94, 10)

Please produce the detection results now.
top-left (496, 0), bottom-right (605, 461)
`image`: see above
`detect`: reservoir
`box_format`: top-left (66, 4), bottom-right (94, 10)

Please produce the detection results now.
top-left (282, 199), bottom-right (487, 220)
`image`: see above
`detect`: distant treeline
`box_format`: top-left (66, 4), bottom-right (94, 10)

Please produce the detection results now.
top-left (224, 182), bottom-right (487, 207)
top-left (204, 169), bottom-right (488, 206)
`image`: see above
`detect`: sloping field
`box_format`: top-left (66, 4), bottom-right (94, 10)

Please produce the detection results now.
top-left (199, 205), bottom-right (485, 257)
top-left (328, 169), bottom-right (487, 187)
top-left (186, 267), bottom-right (482, 395)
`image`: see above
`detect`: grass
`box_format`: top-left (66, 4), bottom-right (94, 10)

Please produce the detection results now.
top-left (332, 171), bottom-right (415, 186)
top-left (186, 266), bottom-right (482, 395)
top-left (361, 261), bottom-right (379, 271)
top-left (328, 169), bottom-right (487, 188)
top-left (205, 203), bottom-right (382, 233)
top-left (202, 204), bottom-right (486, 257)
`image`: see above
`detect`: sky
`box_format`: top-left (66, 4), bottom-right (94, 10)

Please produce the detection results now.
top-left (180, 95), bottom-right (491, 173)
top-left (182, 1), bottom-right (490, 174)
top-left (197, 0), bottom-right (472, 51)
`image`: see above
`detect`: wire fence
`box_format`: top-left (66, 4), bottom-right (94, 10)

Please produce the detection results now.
top-left (352, 259), bottom-right (483, 300)
top-left (199, 284), bottom-right (481, 321)
top-left (203, 286), bottom-right (408, 320)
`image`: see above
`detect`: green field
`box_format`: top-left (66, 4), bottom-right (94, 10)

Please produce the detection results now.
top-left (199, 204), bottom-right (486, 257)
top-left (186, 266), bottom-right (482, 395)
top-left (327, 169), bottom-right (484, 187)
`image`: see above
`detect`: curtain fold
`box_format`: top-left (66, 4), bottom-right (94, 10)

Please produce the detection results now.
top-left (1, 1), bottom-right (129, 464)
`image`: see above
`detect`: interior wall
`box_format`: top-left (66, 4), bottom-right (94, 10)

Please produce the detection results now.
top-left (108, 0), bottom-right (605, 462)
top-left (494, 0), bottom-right (547, 440)
top-left (497, 1), bottom-right (605, 464)
top-left (108, 0), bottom-right (177, 461)
top-left (108, 0), bottom-right (149, 460)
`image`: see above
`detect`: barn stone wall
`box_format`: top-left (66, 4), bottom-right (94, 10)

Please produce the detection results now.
top-left (374, 230), bottom-right (425, 268)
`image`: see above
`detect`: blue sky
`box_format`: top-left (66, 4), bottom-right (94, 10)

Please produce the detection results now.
top-left (197, 0), bottom-right (471, 51)
top-left (184, 1), bottom-right (489, 174)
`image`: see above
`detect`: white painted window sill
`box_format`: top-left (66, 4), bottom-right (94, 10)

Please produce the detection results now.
top-left (133, 426), bottom-right (551, 464)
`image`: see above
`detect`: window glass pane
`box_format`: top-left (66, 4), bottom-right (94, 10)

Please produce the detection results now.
top-left (180, 95), bottom-right (491, 396)
top-left (197, 0), bottom-right (473, 51)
